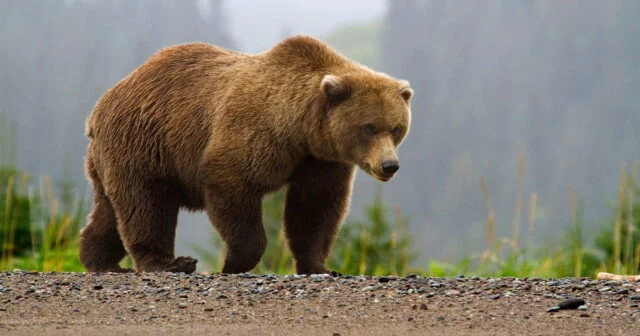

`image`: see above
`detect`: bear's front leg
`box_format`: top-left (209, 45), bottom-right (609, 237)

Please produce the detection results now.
top-left (284, 158), bottom-right (355, 275)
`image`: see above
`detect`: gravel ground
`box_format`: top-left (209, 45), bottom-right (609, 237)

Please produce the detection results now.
top-left (0, 271), bottom-right (639, 335)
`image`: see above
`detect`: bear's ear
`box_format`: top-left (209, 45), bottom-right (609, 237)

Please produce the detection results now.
top-left (321, 74), bottom-right (350, 103)
top-left (399, 80), bottom-right (413, 102)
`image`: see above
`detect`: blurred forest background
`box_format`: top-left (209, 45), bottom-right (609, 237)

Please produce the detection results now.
top-left (1, 0), bottom-right (639, 272)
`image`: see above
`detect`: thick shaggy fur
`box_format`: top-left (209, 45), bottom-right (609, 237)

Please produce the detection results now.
top-left (79, 36), bottom-right (413, 274)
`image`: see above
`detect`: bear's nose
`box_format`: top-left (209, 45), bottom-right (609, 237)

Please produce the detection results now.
top-left (381, 160), bottom-right (399, 177)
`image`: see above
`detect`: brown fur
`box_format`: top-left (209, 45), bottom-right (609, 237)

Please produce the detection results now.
top-left (79, 35), bottom-right (413, 274)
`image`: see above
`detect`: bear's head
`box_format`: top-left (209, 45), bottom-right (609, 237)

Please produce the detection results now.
top-left (320, 73), bottom-right (413, 182)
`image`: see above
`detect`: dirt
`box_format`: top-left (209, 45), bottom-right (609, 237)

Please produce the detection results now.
top-left (0, 271), bottom-right (638, 336)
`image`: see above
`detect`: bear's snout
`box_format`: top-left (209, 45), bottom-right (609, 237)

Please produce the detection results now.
top-left (381, 160), bottom-right (399, 178)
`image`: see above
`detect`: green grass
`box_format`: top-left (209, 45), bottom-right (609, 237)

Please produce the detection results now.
top-left (0, 169), bottom-right (87, 271)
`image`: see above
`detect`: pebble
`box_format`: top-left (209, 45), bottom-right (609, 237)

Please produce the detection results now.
top-left (178, 302), bottom-right (188, 308)
top-left (547, 306), bottom-right (560, 313)
top-left (630, 295), bottom-right (640, 301)
top-left (204, 307), bottom-right (214, 312)
top-left (361, 286), bottom-right (375, 292)
top-left (558, 298), bottom-right (586, 310)
top-left (250, 288), bottom-right (265, 294)
top-left (577, 305), bottom-right (588, 311)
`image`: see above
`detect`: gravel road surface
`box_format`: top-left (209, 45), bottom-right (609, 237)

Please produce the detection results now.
top-left (0, 271), bottom-right (638, 335)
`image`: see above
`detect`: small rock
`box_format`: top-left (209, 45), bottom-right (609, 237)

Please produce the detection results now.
top-left (578, 305), bottom-right (588, 311)
top-left (445, 290), bottom-right (460, 296)
top-left (488, 294), bottom-right (501, 300)
top-left (204, 307), bottom-right (214, 312)
top-left (599, 286), bottom-right (612, 292)
top-left (580, 313), bottom-right (590, 317)
top-left (558, 298), bottom-right (586, 310)
top-left (615, 289), bottom-right (629, 295)
top-left (250, 288), bottom-right (265, 294)
top-left (630, 295), bottom-right (640, 301)
top-left (178, 302), bottom-right (188, 308)
top-left (362, 286), bottom-right (375, 292)
top-left (378, 276), bottom-right (394, 283)
top-left (216, 294), bottom-right (228, 299)
top-left (547, 306), bottom-right (560, 313)
top-left (92, 285), bottom-right (103, 290)
top-left (420, 303), bottom-right (428, 310)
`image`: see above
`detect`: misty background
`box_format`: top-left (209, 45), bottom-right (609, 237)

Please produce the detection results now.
top-left (1, 0), bottom-right (638, 265)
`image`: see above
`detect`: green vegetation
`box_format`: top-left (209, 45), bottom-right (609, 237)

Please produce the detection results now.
top-left (0, 168), bottom-right (87, 272)
top-left (424, 159), bottom-right (639, 279)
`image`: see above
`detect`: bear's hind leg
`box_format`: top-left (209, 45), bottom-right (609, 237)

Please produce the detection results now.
top-left (111, 180), bottom-right (197, 273)
top-left (79, 156), bottom-right (129, 272)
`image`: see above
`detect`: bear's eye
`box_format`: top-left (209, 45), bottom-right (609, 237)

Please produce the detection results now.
top-left (392, 127), bottom-right (401, 138)
top-left (363, 124), bottom-right (378, 136)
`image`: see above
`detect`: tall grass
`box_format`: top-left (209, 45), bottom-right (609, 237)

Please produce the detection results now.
top-left (427, 156), bottom-right (640, 278)
top-left (0, 169), bottom-right (87, 272)
top-left (594, 162), bottom-right (640, 275)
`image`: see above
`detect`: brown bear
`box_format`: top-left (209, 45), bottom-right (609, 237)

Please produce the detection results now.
top-left (79, 35), bottom-right (413, 274)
